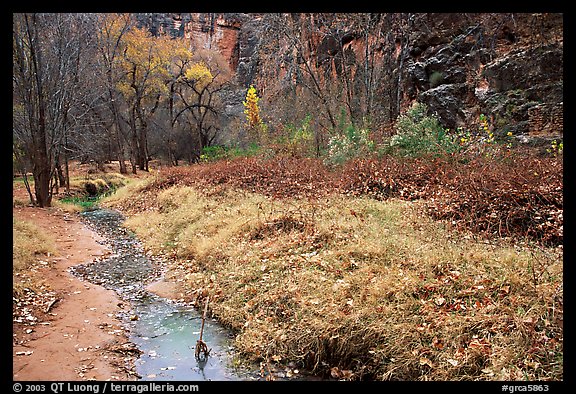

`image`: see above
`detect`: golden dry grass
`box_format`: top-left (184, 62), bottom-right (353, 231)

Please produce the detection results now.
top-left (108, 182), bottom-right (563, 381)
top-left (13, 217), bottom-right (56, 298)
top-left (68, 172), bottom-right (128, 196)
top-left (13, 218), bottom-right (54, 271)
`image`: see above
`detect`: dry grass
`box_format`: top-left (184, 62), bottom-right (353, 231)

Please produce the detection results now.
top-left (108, 182), bottom-right (563, 381)
top-left (102, 175), bottom-right (157, 212)
top-left (13, 217), bottom-right (55, 298)
top-left (144, 153), bottom-right (562, 247)
top-left (67, 171), bottom-right (128, 197)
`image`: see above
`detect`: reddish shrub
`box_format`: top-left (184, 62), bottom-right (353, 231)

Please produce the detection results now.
top-left (150, 151), bottom-right (562, 246)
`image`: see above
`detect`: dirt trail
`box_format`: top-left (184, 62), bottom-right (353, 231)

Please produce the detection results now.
top-left (13, 205), bottom-right (139, 381)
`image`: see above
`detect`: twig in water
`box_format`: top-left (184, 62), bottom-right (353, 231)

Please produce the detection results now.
top-left (195, 296), bottom-right (211, 361)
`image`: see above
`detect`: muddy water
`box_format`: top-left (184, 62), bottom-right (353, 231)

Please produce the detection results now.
top-left (70, 208), bottom-right (257, 381)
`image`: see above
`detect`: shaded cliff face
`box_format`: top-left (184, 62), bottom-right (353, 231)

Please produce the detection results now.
top-left (136, 12), bottom-right (563, 139)
top-left (401, 13), bottom-right (563, 137)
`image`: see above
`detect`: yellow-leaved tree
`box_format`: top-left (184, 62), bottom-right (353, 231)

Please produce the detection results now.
top-left (243, 84), bottom-right (266, 142)
top-left (97, 14), bottom-right (229, 167)
top-left (184, 62), bottom-right (213, 90)
top-left (167, 42), bottom-right (230, 161)
top-left (115, 25), bottom-right (174, 172)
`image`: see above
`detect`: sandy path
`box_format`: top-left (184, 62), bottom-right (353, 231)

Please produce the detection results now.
top-left (13, 205), bottom-right (139, 381)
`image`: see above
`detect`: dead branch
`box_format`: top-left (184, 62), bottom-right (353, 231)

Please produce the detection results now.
top-left (44, 298), bottom-right (60, 313)
top-left (195, 295), bottom-right (211, 361)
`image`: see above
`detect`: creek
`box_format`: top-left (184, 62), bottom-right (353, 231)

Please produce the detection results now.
top-left (70, 208), bottom-right (258, 381)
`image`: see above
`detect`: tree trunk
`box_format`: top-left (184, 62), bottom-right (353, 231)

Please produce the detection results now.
top-left (13, 144), bottom-right (36, 205)
top-left (33, 159), bottom-right (52, 207)
top-left (137, 124), bottom-right (149, 171)
top-left (64, 142), bottom-right (70, 195)
top-left (111, 110), bottom-right (128, 174)
top-left (129, 106), bottom-right (140, 174)
top-left (55, 156), bottom-right (66, 187)
top-left (107, 73), bottom-right (128, 174)
top-left (25, 14), bottom-right (52, 208)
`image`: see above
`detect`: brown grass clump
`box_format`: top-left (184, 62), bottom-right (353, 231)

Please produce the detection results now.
top-left (114, 182), bottom-right (563, 381)
top-left (67, 172), bottom-right (128, 198)
top-left (13, 217), bottom-right (55, 299)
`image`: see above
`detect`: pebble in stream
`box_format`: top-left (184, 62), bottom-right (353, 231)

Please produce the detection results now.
top-left (70, 208), bottom-right (258, 381)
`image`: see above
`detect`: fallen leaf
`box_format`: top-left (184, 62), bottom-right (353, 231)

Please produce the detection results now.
top-left (458, 288), bottom-right (476, 296)
top-left (522, 317), bottom-right (535, 325)
top-left (330, 367), bottom-right (341, 378)
top-left (432, 337), bottom-right (444, 349)
top-left (419, 357), bottom-right (434, 368)
top-left (446, 359), bottom-right (458, 367)
top-left (500, 285), bottom-right (511, 295)
top-left (468, 338), bottom-right (491, 353)
top-left (481, 368), bottom-right (494, 375)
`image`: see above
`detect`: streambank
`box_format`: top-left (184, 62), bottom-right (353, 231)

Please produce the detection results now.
top-left (71, 208), bottom-right (260, 381)
top-left (12, 205), bottom-right (137, 381)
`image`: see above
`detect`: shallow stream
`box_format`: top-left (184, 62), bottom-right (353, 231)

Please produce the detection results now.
top-left (70, 208), bottom-right (257, 381)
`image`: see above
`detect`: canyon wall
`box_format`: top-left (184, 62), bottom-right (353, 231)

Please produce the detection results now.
top-left (401, 13), bottom-right (563, 137)
top-left (136, 12), bottom-right (563, 140)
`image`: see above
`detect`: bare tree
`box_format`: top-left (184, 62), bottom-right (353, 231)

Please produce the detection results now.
top-left (13, 13), bottom-right (100, 206)
top-left (95, 13), bottom-right (135, 174)
top-left (259, 14), bottom-right (339, 132)
top-left (257, 13), bottom-right (417, 142)
top-left (171, 49), bottom-right (232, 161)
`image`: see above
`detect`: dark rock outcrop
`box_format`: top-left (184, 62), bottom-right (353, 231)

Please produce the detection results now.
top-left (401, 13), bottom-right (563, 137)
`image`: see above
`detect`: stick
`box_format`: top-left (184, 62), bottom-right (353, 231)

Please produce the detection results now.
top-left (195, 296), bottom-right (210, 360)
top-left (45, 298), bottom-right (60, 313)
top-left (200, 295), bottom-right (209, 342)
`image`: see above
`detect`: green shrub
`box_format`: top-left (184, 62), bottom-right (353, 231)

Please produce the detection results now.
top-left (200, 143), bottom-right (268, 162)
top-left (429, 71), bottom-right (444, 88)
top-left (200, 145), bottom-right (228, 162)
top-left (326, 112), bottom-right (375, 165)
top-left (283, 114), bottom-right (315, 157)
top-left (390, 102), bottom-right (460, 157)
top-left (59, 195), bottom-right (99, 211)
